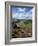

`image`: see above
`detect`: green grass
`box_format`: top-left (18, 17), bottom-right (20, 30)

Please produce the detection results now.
top-left (12, 20), bottom-right (32, 38)
top-left (16, 20), bottom-right (32, 29)
top-left (25, 20), bottom-right (32, 28)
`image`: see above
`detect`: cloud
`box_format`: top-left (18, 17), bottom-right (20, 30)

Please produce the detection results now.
top-left (18, 8), bottom-right (26, 12)
top-left (12, 7), bottom-right (32, 19)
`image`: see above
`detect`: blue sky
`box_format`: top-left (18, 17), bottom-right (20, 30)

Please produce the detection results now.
top-left (11, 7), bottom-right (33, 19)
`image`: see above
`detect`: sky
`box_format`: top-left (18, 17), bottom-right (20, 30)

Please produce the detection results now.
top-left (11, 6), bottom-right (33, 19)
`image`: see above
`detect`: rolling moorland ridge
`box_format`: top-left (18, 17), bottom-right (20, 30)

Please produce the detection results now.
top-left (11, 19), bottom-right (32, 38)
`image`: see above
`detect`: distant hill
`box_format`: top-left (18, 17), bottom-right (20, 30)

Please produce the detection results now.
top-left (12, 18), bottom-right (32, 23)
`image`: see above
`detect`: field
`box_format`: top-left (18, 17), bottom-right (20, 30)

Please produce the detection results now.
top-left (11, 20), bottom-right (32, 38)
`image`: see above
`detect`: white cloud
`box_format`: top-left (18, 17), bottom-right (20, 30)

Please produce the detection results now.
top-left (24, 9), bottom-right (32, 19)
top-left (18, 8), bottom-right (26, 12)
top-left (12, 8), bottom-right (32, 19)
top-left (12, 13), bottom-right (18, 18)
